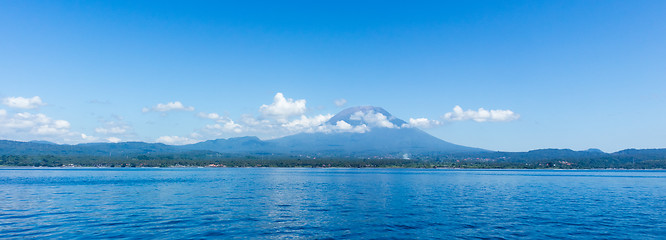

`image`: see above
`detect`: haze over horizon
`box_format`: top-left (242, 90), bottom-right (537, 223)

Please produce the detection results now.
top-left (1, 1), bottom-right (665, 152)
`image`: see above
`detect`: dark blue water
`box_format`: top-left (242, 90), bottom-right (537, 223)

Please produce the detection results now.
top-left (1, 168), bottom-right (665, 239)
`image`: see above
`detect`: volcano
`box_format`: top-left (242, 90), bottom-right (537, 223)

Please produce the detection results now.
top-left (264, 106), bottom-right (485, 156)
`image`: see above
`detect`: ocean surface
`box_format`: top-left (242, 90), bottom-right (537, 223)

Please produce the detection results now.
top-left (0, 168), bottom-right (665, 239)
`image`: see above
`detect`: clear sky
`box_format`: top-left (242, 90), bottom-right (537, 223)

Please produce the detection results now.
top-left (1, 1), bottom-right (665, 152)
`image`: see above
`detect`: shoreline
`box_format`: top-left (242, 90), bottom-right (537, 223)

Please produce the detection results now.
top-left (1, 166), bottom-right (664, 170)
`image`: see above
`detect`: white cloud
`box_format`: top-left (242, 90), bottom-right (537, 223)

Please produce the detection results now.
top-left (259, 93), bottom-right (306, 120)
top-left (2, 96), bottom-right (44, 109)
top-left (198, 111), bottom-right (244, 134)
top-left (334, 98), bottom-right (347, 107)
top-left (206, 104), bottom-right (398, 137)
top-left (0, 108), bottom-right (101, 144)
top-left (143, 101), bottom-right (194, 113)
top-left (198, 112), bottom-right (238, 125)
top-left (0, 112), bottom-right (70, 135)
top-left (402, 118), bottom-right (442, 128)
top-left (331, 120), bottom-right (369, 133)
top-left (106, 137), bottom-right (121, 143)
top-left (54, 120), bottom-right (70, 129)
top-left (335, 120), bottom-right (352, 130)
top-left (350, 110), bottom-right (397, 128)
top-left (281, 114), bottom-right (333, 133)
top-left (192, 113), bottom-right (269, 140)
top-left (80, 133), bottom-right (99, 142)
top-left (35, 124), bottom-right (69, 135)
top-left (182, 94), bottom-right (528, 141)
top-left (205, 120), bottom-right (243, 134)
top-left (442, 105), bottom-right (520, 122)
top-left (156, 136), bottom-right (199, 145)
top-left (310, 120), bottom-right (369, 134)
top-left (237, 114), bottom-right (276, 134)
top-left (196, 93), bottom-right (328, 138)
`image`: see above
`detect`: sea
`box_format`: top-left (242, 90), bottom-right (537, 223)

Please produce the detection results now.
top-left (1, 168), bottom-right (665, 239)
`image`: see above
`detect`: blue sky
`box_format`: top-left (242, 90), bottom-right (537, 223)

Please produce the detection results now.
top-left (1, 1), bottom-right (665, 152)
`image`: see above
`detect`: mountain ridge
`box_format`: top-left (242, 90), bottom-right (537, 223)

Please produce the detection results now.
top-left (2, 106), bottom-right (665, 163)
top-left (2, 138), bottom-right (665, 161)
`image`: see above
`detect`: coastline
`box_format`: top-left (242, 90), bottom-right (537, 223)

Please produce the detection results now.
top-left (1, 165), bottom-right (664, 170)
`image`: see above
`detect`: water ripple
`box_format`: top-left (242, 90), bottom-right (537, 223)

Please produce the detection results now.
top-left (0, 168), bottom-right (665, 239)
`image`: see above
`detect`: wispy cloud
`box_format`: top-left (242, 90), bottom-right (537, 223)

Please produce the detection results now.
top-left (204, 121), bottom-right (243, 134)
top-left (442, 105), bottom-right (520, 122)
top-left (91, 115), bottom-right (135, 142)
top-left (95, 126), bottom-right (128, 134)
top-left (334, 98), bottom-right (347, 107)
top-left (87, 99), bottom-right (111, 105)
top-left (155, 135), bottom-right (199, 145)
top-left (106, 137), bottom-right (122, 143)
top-left (142, 101), bottom-right (194, 113)
top-left (198, 112), bottom-right (244, 134)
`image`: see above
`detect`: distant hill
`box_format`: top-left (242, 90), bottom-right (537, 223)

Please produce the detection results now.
top-left (1, 106), bottom-right (666, 168)
top-left (182, 136), bottom-right (277, 153)
top-left (0, 140), bottom-right (179, 156)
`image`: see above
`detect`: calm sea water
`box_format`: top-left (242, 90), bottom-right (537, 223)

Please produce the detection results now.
top-left (0, 168), bottom-right (665, 239)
